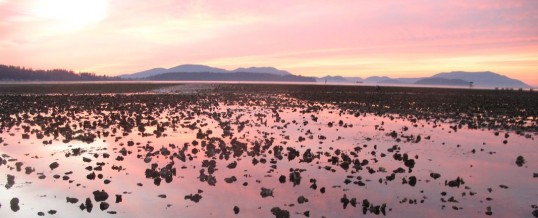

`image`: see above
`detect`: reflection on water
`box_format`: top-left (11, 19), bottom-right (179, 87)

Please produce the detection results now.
top-left (0, 94), bottom-right (536, 218)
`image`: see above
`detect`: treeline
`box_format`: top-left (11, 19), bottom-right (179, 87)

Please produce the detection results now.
top-left (0, 65), bottom-right (119, 81)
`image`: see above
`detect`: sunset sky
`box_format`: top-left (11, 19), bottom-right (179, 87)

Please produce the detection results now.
top-left (1, 0), bottom-right (538, 85)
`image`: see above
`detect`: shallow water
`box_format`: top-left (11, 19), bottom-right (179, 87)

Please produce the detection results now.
top-left (0, 94), bottom-right (536, 217)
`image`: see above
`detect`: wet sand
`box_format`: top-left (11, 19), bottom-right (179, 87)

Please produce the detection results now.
top-left (0, 83), bottom-right (536, 217)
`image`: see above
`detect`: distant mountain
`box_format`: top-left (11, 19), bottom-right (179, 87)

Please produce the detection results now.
top-left (359, 72), bottom-right (529, 88)
top-left (395, 78), bottom-right (423, 84)
top-left (432, 71), bottom-right (529, 88)
top-left (364, 76), bottom-right (391, 83)
top-left (378, 79), bottom-right (408, 84)
top-left (119, 68), bottom-right (168, 79)
top-left (168, 64), bottom-right (228, 73)
top-left (0, 65), bottom-right (117, 81)
top-left (317, 76), bottom-right (350, 83)
top-left (316, 76), bottom-right (363, 83)
top-left (414, 77), bottom-right (470, 86)
top-left (120, 64), bottom-right (228, 79)
top-left (121, 64), bottom-right (294, 79)
top-left (146, 72), bottom-right (316, 82)
top-left (344, 77), bottom-right (363, 83)
top-left (232, 67), bottom-right (290, 76)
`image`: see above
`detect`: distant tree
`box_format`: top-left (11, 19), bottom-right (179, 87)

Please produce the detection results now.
top-left (0, 65), bottom-right (120, 81)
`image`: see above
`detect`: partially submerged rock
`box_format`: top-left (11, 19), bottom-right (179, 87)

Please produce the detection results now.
top-left (516, 156), bottom-right (525, 167)
top-left (100, 202), bottom-right (110, 211)
top-left (233, 206), bottom-right (240, 214)
top-left (66, 197), bottom-right (79, 204)
top-left (185, 193), bottom-right (202, 203)
top-left (49, 162), bottom-right (59, 170)
top-left (93, 190), bottom-right (109, 202)
top-left (260, 187), bottom-right (274, 198)
top-left (10, 197), bottom-right (20, 212)
top-left (298, 196), bottom-right (309, 204)
top-left (5, 174), bottom-right (14, 189)
top-left (270, 207), bottom-right (290, 218)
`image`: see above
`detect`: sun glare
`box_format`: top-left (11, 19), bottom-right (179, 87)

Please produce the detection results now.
top-left (31, 0), bottom-right (108, 31)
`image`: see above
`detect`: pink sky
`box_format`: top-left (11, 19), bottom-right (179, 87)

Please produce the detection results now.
top-left (1, 0), bottom-right (538, 85)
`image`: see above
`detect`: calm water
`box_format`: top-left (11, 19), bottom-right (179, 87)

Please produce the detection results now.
top-left (0, 93), bottom-right (536, 217)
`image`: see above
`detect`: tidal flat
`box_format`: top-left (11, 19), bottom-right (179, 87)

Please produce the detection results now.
top-left (0, 83), bottom-right (536, 217)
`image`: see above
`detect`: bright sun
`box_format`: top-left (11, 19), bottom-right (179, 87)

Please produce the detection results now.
top-left (31, 0), bottom-right (108, 31)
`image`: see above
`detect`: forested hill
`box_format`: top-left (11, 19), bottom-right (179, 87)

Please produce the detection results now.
top-left (0, 65), bottom-right (117, 81)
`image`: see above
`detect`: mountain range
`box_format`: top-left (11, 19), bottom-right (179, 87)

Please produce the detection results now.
top-left (119, 64), bottom-right (290, 79)
top-left (119, 65), bottom-right (531, 88)
top-left (1, 64), bottom-right (532, 88)
top-left (370, 71), bottom-right (530, 88)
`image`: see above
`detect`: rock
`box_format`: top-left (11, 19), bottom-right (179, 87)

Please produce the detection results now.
top-left (270, 207), bottom-right (290, 218)
top-left (6, 174), bottom-right (15, 189)
top-left (532, 209), bottom-right (538, 218)
top-left (87, 172), bottom-right (96, 180)
top-left (49, 162), bottom-right (59, 170)
top-left (85, 197), bottom-right (93, 212)
top-left (516, 156), bottom-right (525, 167)
top-left (37, 212), bottom-right (45, 216)
top-left (227, 161), bottom-right (237, 169)
top-left (408, 176), bottom-right (417, 187)
top-left (10, 198), bottom-right (20, 212)
top-left (66, 197), bottom-right (79, 204)
top-left (100, 202), bottom-right (109, 211)
top-left (446, 177), bottom-right (464, 188)
top-left (350, 198), bottom-right (357, 207)
top-left (279, 175), bottom-right (286, 183)
top-left (24, 166), bottom-right (34, 175)
top-left (260, 187), bottom-right (274, 198)
top-left (158, 194), bottom-right (167, 198)
top-left (184, 194), bottom-right (202, 203)
top-left (341, 194), bottom-right (350, 209)
top-left (485, 206), bottom-right (493, 216)
top-left (430, 173), bottom-right (441, 179)
top-left (48, 210), bottom-right (57, 215)
top-left (115, 195), bottom-right (122, 203)
top-left (289, 170), bottom-right (301, 187)
top-left (404, 159), bottom-right (415, 168)
top-left (297, 196), bottom-right (309, 204)
top-left (93, 190), bottom-right (109, 202)
top-left (233, 206), bottom-right (240, 214)
top-left (224, 176), bottom-right (237, 183)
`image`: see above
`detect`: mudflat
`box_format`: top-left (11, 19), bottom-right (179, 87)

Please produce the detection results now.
top-left (0, 83), bottom-right (536, 217)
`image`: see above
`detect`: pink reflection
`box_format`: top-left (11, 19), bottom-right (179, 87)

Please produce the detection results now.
top-left (0, 101), bottom-right (536, 217)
